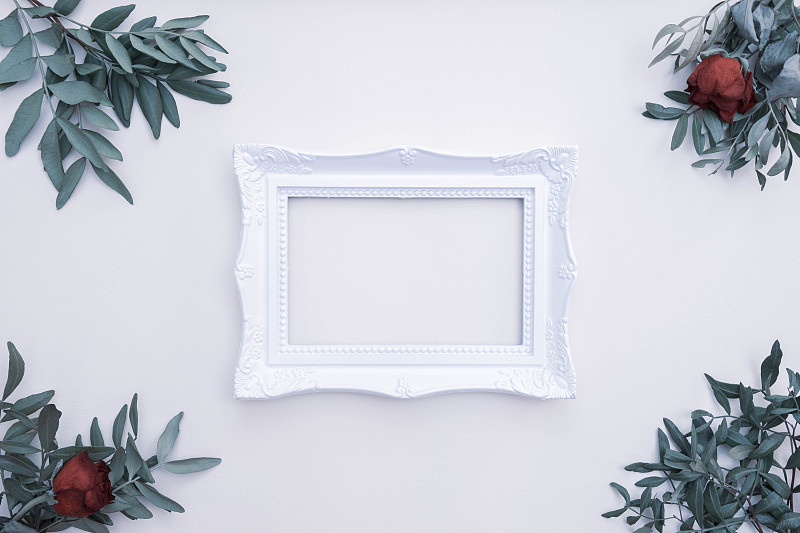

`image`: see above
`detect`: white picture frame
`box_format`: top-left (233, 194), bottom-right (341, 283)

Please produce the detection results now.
top-left (233, 145), bottom-right (578, 399)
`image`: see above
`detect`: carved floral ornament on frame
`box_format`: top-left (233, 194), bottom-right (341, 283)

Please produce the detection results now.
top-left (232, 145), bottom-right (578, 399)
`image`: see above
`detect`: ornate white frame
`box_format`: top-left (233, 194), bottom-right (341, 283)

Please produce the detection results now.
top-left (233, 145), bottom-right (578, 399)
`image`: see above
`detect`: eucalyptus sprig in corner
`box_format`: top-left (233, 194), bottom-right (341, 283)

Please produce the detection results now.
top-left (0, 342), bottom-right (220, 533)
top-left (604, 340), bottom-right (800, 533)
top-left (0, 0), bottom-right (231, 208)
top-left (645, 0), bottom-right (800, 190)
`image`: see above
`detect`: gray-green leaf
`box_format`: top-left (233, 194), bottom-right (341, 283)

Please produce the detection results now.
top-left (53, 0), bottom-right (81, 16)
top-left (55, 118), bottom-right (106, 169)
top-left (129, 34), bottom-right (175, 64)
top-left (770, 55), bottom-right (800, 100)
top-left (105, 33), bottom-right (132, 73)
top-left (91, 5), bottom-right (135, 31)
top-left (161, 457), bottom-right (221, 474)
top-left (49, 80), bottom-right (112, 106)
top-left (81, 105), bottom-right (119, 131)
top-left (671, 114), bottom-right (689, 150)
top-left (154, 34), bottom-right (196, 70)
top-left (136, 75), bottom-right (162, 138)
top-left (166, 80), bottom-right (231, 104)
top-left (82, 129), bottom-right (122, 161)
top-left (134, 482), bottom-right (184, 512)
top-left (5, 88), bottom-right (43, 157)
top-left (157, 81), bottom-right (179, 127)
top-left (42, 54), bottom-right (74, 77)
top-left (157, 412), bottom-right (182, 462)
top-left (56, 157), bottom-right (87, 209)
top-left (3, 342), bottom-right (24, 400)
top-left (91, 163), bottom-right (132, 204)
top-left (39, 119), bottom-right (65, 189)
top-left (0, 10), bottom-right (23, 47)
top-left (162, 15), bottom-right (209, 31)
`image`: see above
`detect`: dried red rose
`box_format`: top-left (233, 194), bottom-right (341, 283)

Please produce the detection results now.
top-left (53, 451), bottom-right (114, 517)
top-left (686, 54), bottom-right (757, 124)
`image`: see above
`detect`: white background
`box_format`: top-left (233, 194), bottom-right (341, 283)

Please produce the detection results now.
top-left (1, 0), bottom-right (800, 532)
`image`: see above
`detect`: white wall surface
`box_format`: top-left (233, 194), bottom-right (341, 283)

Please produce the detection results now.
top-left (1, 0), bottom-right (800, 532)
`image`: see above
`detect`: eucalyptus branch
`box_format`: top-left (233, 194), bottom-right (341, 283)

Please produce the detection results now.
top-left (0, 0), bottom-right (232, 209)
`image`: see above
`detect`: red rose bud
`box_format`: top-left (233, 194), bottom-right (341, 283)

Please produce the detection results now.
top-left (686, 54), bottom-right (757, 124)
top-left (53, 451), bottom-right (114, 517)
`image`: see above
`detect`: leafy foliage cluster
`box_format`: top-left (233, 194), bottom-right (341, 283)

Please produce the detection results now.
top-left (604, 341), bottom-right (800, 533)
top-left (0, 342), bottom-right (220, 533)
top-left (646, 0), bottom-right (800, 190)
top-left (0, 0), bottom-right (231, 208)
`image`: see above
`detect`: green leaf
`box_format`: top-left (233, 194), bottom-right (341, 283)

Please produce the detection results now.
top-left (0, 10), bottom-right (23, 47)
top-left (49, 80), bottom-right (112, 106)
top-left (91, 163), bottom-right (132, 204)
top-left (0, 454), bottom-right (38, 477)
top-left (91, 5), bottom-right (136, 31)
top-left (751, 433), bottom-right (784, 458)
top-left (3, 390), bottom-right (55, 420)
top-left (80, 106), bottom-right (119, 131)
top-left (178, 36), bottom-right (222, 71)
top-left (82, 129), bottom-right (122, 161)
top-left (664, 90), bottom-right (690, 105)
top-left (704, 111), bottom-right (724, 143)
top-left (768, 144), bottom-right (791, 176)
top-left (154, 34), bottom-right (197, 70)
top-left (728, 444), bottom-right (756, 460)
top-left (761, 340), bottom-right (783, 390)
top-left (0, 34), bottom-right (34, 84)
top-left (39, 119), bottom-right (65, 189)
top-left (0, 440), bottom-right (38, 454)
top-left (671, 114), bottom-right (689, 150)
top-left (42, 54), bottom-right (74, 77)
top-left (135, 75), bottom-right (162, 139)
top-left (130, 16), bottom-right (157, 32)
top-left (108, 448), bottom-right (125, 484)
top-left (112, 404), bottom-right (127, 448)
top-left (157, 81), bottom-right (179, 127)
top-left (161, 457), bottom-right (221, 474)
top-left (778, 513), bottom-right (800, 530)
top-left (56, 157), bottom-right (87, 209)
top-left (125, 434), bottom-right (143, 481)
top-left (108, 71), bottom-right (133, 127)
top-left (53, 0), bottom-right (81, 16)
top-left (786, 446), bottom-right (800, 469)
top-left (104, 33), bottom-right (132, 73)
top-left (181, 30), bottom-right (228, 54)
top-left (157, 412), bottom-right (182, 462)
top-left (116, 494), bottom-right (152, 519)
top-left (653, 24), bottom-right (685, 48)
top-left (49, 445), bottom-right (115, 462)
top-left (649, 34), bottom-right (685, 67)
top-left (129, 393), bottom-right (138, 437)
top-left (3, 342), bottom-right (24, 400)
top-left (635, 476), bottom-right (667, 488)
top-left (710, 385), bottom-right (731, 414)
top-left (75, 62), bottom-right (102, 76)
top-left (74, 28), bottom-right (92, 46)
top-left (663, 418), bottom-right (690, 455)
top-left (645, 103), bottom-right (684, 120)
top-left (166, 80), bottom-right (231, 104)
top-left (34, 27), bottom-right (64, 49)
top-left (55, 118), bottom-right (107, 170)
top-left (691, 114), bottom-right (705, 155)
top-left (686, 479), bottom-right (705, 520)
top-left (161, 15), bottom-right (209, 31)
top-left (128, 34), bottom-right (175, 64)
top-left (23, 6), bottom-right (57, 19)
top-left (787, 129), bottom-right (800, 156)
top-left (90, 416), bottom-right (104, 447)
top-left (37, 404), bottom-right (61, 452)
top-left (134, 481), bottom-right (184, 512)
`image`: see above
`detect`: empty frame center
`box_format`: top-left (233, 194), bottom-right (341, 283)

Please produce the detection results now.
top-left (286, 196), bottom-right (524, 346)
